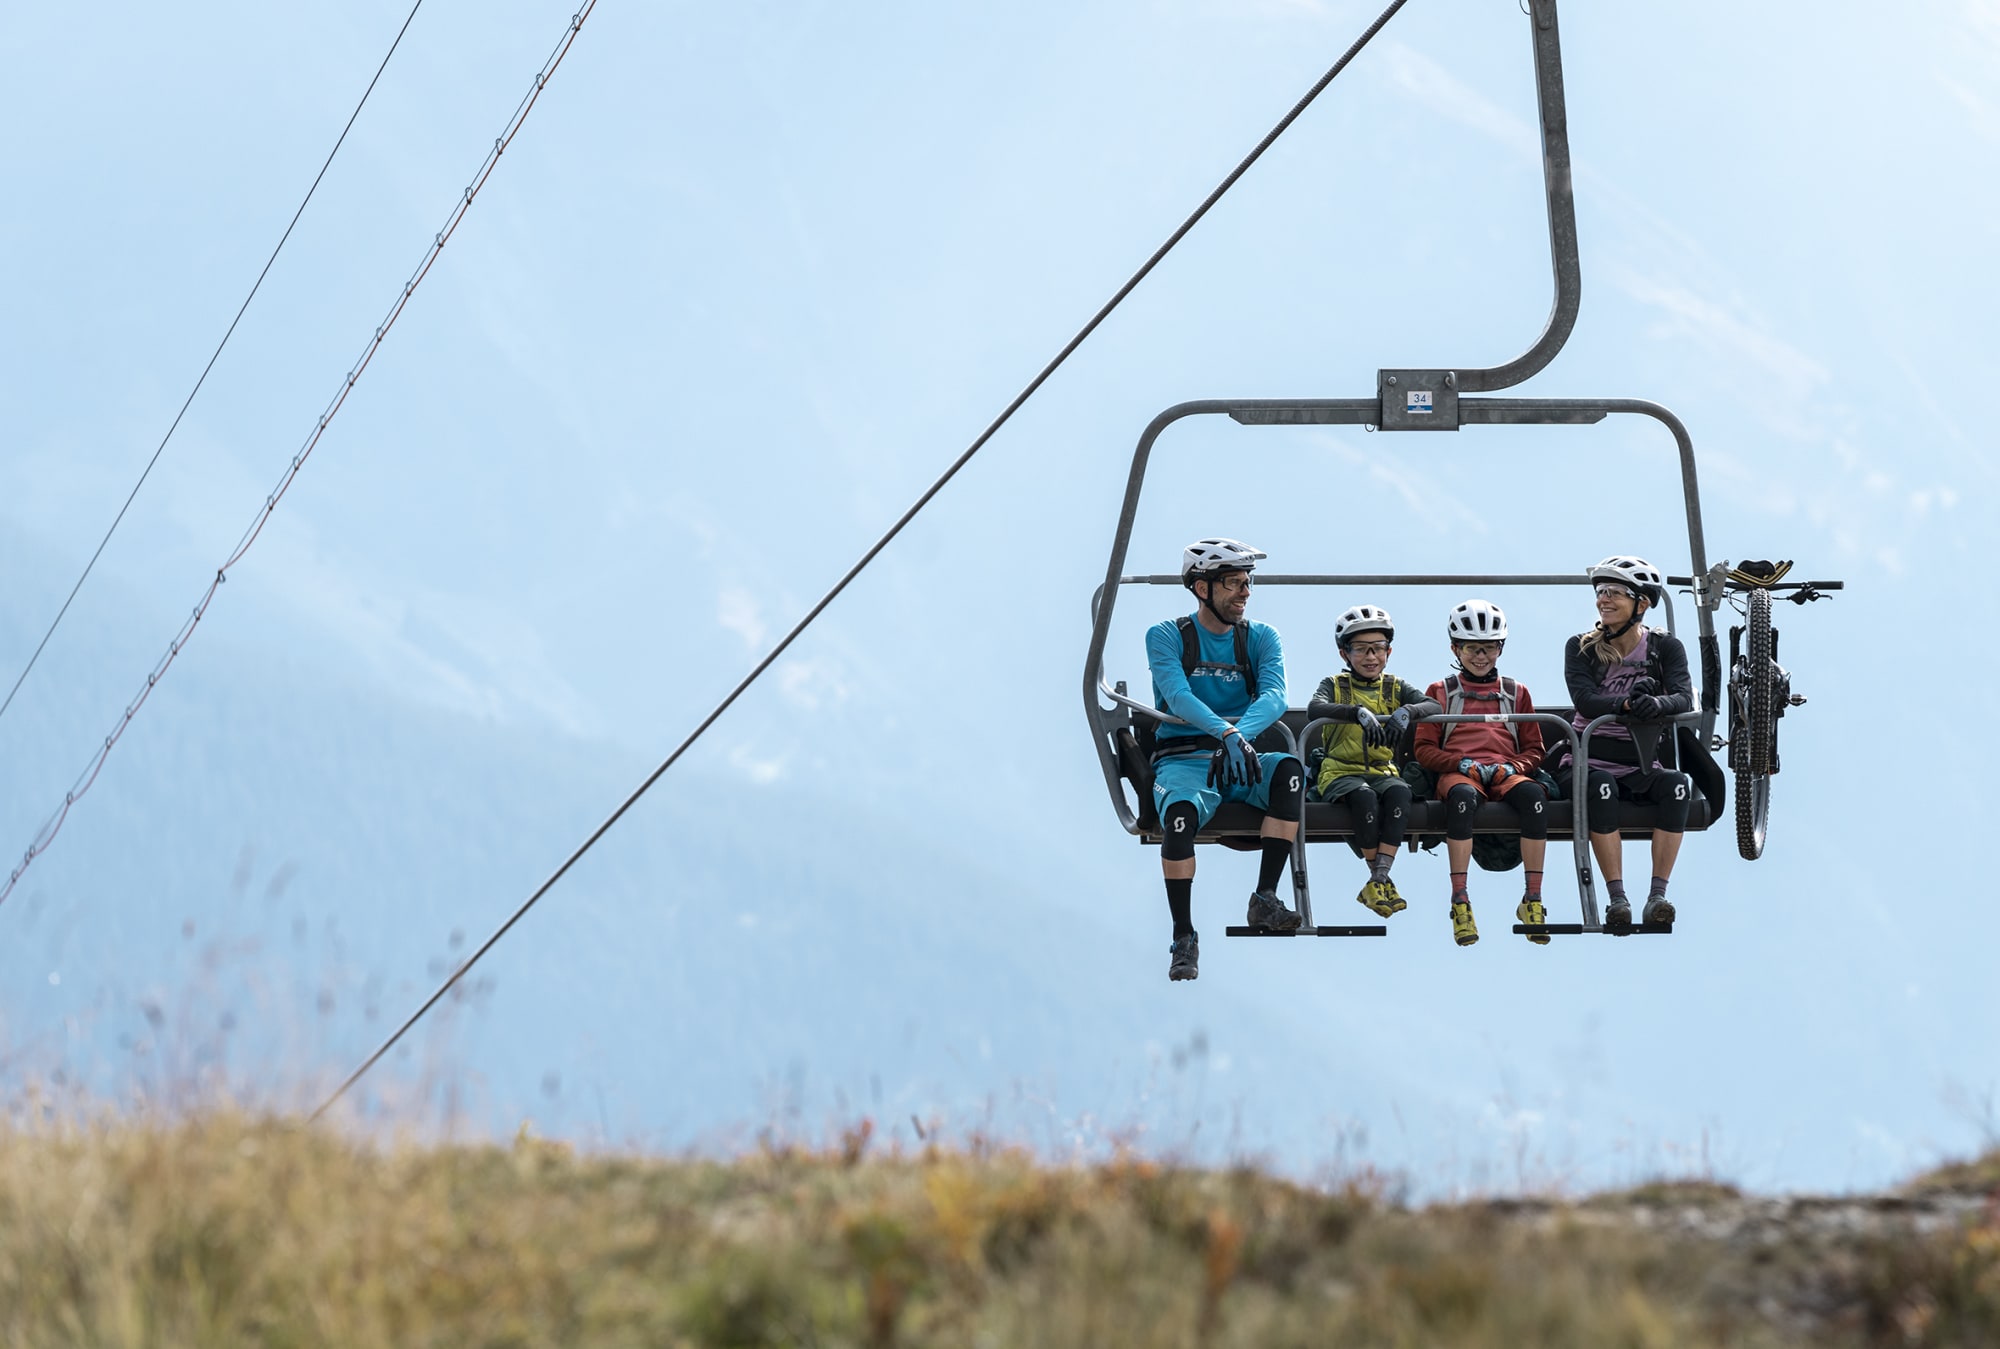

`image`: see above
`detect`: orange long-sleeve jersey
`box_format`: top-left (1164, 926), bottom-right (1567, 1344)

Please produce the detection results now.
top-left (1412, 671), bottom-right (1546, 777)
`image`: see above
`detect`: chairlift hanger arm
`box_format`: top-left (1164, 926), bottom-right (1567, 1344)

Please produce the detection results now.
top-left (1380, 0), bottom-right (1581, 410)
top-left (1456, 0), bottom-right (1580, 392)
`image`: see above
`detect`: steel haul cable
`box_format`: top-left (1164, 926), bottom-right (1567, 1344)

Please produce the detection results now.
top-left (0, 2), bottom-right (599, 909)
top-left (0, 0), bottom-right (428, 727)
top-left (314, 0), bottom-right (1413, 1120)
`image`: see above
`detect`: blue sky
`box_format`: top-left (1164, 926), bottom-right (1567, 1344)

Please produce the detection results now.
top-left (2, 0), bottom-right (1995, 1195)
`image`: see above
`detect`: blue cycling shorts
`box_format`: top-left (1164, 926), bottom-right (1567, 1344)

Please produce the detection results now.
top-left (1151, 750), bottom-right (1300, 830)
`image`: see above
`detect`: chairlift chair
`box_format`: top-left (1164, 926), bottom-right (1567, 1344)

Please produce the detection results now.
top-left (1081, 0), bottom-right (1840, 938)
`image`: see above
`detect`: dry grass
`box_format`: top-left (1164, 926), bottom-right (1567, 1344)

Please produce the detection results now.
top-left (0, 1112), bottom-right (1995, 1347)
top-left (1906, 1151), bottom-right (2000, 1198)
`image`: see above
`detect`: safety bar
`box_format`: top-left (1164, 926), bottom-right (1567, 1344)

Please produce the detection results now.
top-left (1107, 685), bottom-right (1185, 725)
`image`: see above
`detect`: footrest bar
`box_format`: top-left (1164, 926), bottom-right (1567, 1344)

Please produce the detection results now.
top-left (1223, 924), bottom-right (1388, 937)
top-left (1512, 923), bottom-right (1675, 936)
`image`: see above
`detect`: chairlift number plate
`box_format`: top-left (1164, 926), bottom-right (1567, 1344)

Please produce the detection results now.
top-left (1377, 369), bottom-right (1459, 431)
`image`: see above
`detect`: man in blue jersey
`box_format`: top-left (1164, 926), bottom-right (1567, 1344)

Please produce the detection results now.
top-left (1148, 538), bottom-right (1305, 982)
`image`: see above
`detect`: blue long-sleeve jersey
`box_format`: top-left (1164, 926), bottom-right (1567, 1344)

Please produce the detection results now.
top-left (1146, 615), bottom-right (1288, 746)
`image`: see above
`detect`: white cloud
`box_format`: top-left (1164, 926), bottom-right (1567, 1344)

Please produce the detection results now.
top-left (1306, 429), bottom-right (1489, 534)
top-left (717, 586), bottom-right (768, 651)
top-left (777, 657), bottom-right (848, 710)
top-left (1937, 75), bottom-right (2000, 143)
top-left (729, 745), bottom-right (785, 784)
top-left (1378, 41), bottom-right (1539, 163)
top-left (177, 502), bottom-right (605, 736)
top-left (282, 564), bottom-right (602, 735)
top-left (1936, 3), bottom-right (2000, 139)
top-left (1611, 269), bottom-right (1829, 404)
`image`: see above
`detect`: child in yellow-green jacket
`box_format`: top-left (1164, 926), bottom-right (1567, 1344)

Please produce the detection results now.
top-left (1306, 605), bottom-right (1440, 919)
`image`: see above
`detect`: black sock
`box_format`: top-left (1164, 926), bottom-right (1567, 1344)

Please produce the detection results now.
top-left (1649, 875), bottom-right (1670, 901)
top-left (1256, 838), bottom-right (1290, 893)
top-left (1166, 878), bottom-right (1194, 938)
top-left (1607, 878), bottom-right (1628, 903)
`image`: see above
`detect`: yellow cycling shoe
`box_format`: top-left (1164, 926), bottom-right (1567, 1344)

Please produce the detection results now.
top-left (1356, 879), bottom-right (1404, 918)
top-left (1516, 897), bottom-right (1550, 946)
top-left (1450, 897), bottom-right (1479, 947)
top-left (1376, 875), bottom-right (1408, 914)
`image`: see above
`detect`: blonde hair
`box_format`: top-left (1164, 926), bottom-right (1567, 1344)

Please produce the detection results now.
top-left (1577, 621), bottom-right (1654, 669)
top-left (1578, 590), bottom-right (1654, 667)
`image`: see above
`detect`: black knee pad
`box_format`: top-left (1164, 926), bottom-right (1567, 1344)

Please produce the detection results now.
top-left (1652, 771), bottom-right (1692, 834)
top-left (1347, 785), bottom-right (1379, 826)
top-left (1504, 779), bottom-right (1550, 841)
top-left (1264, 756), bottom-right (1303, 823)
top-left (1445, 783), bottom-right (1481, 841)
top-left (1376, 779), bottom-right (1413, 846)
top-left (1346, 784), bottom-right (1381, 850)
top-left (1585, 770), bottom-right (1620, 834)
top-left (1161, 801), bottom-right (1199, 861)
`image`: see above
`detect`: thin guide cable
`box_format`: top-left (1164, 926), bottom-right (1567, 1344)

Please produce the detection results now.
top-left (0, 0), bottom-right (427, 727)
top-left (316, 0), bottom-right (1412, 1119)
top-left (0, 1), bottom-right (599, 909)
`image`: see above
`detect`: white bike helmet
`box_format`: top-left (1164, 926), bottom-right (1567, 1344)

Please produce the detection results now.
top-left (1180, 537), bottom-right (1266, 585)
top-left (1587, 555), bottom-right (1665, 604)
top-left (1447, 599), bottom-right (1508, 643)
top-left (1334, 604), bottom-right (1394, 648)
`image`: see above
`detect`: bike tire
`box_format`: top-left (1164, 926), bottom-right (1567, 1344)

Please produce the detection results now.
top-left (1734, 762), bottom-right (1769, 860)
top-left (1744, 588), bottom-right (1775, 773)
top-left (1735, 588), bottom-right (1776, 860)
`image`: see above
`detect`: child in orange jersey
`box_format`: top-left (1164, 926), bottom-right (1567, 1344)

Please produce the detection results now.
top-left (1411, 600), bottom-right (1550, 947)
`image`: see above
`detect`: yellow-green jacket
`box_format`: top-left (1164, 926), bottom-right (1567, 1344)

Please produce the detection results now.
top-left (1309, 672), bottom-right (1437, 795)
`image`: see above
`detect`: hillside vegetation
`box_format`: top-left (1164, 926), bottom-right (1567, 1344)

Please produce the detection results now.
top-left (1, 1112), bottom-right (1995, 1347)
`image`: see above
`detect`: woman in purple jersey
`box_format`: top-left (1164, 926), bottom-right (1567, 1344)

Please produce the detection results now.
top-left (1551, 556), bottom-right (1695, 934)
